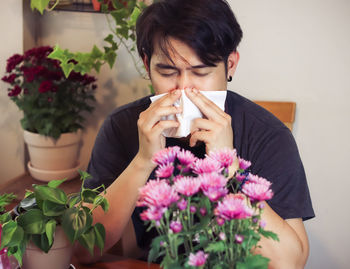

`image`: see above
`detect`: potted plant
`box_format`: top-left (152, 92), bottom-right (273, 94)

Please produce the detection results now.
top-left (1, 46), bottom-right (97, 181)
top-left (0, 171), bottom-right (109, 269)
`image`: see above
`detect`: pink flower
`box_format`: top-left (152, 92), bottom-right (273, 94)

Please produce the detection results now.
top-left (170, 221), bottom-right (182, 233)
top-left (247, 173), bottom-right (272, 188)
top-left (155, 163), bottom-right (174, 178)
top-left (152, 146), bottom-right (180, 165)
top-left (188, 251), bottom-right (208, 267)
top-left (177, 199), bottom-right (187, 210)
top-left (259, 219), bottom-right (267, 229)
top-left (235, 234), bottom-right (244, 244)
top-left (137, 179), bottom-right (179, 208)
top-left (242, 182), bottom-right (273, 202)
top-left (190, 205), bottom-right (196, 213)
top-left (199, 207), bottom-right (207, 216)
top-left (177, 149), bottom-right (197, 165)
top-left (235, 173), bottom-right (246, 182)
top-left (219, 232), bottom-right (226, 241)
top-left (140, 206), bottom-right (167, 222)
top-left (208, 148), bottom-right (237, 168)
top-left (214, 193), bottom-right (254, 220)
top-left (216, 217), bottom-right (225, 226)
top-left (199, 173), bottom-right (228, 190)
top-left (202, 187), bottom-right (228, 202)
top-left (238, 157), bottom-right (251, 170)
top-left (191, 158), bottom-right (222, 175)
top-left (174, 176), bottom-right (201, 197)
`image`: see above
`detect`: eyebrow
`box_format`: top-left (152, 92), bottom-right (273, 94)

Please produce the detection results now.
top-left (155, 63), bottom-right (210, 70)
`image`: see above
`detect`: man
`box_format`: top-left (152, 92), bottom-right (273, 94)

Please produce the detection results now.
top-left (78, 0), bottom-right (314, 268)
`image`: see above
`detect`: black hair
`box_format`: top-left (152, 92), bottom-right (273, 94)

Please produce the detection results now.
top-left (136, 0), bottom-right (243, 70)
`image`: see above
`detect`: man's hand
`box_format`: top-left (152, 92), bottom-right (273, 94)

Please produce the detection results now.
top-left (136, 89), bottom-right (182, 166)
top-left (185, 88), bottom-right (233, 153)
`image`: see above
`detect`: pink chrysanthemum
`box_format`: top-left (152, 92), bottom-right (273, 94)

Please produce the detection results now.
top-left (208, 148), bottom-right (237, 168)
top-left (247, 173), bottom-right (272, 188)
top-left (177, 199), bottom-right (187, 210)
top-left (202, 187), bottom-right (228, 202)
top-left (188, 250), bottom-right (209, 267)
top-left (170, 221), bottom-right (182, 233)
top-left (192, 158), bottom-right (222, 175)
top-left (214, 193), bottom-right (254, 220)
top-left (177, 149), bottom-right (198, 165)
top-left (238, 157), bottom-right (251, 170)
top-left (152, 146), bottom-right (181, 165)
top-left (137, 179), bottom-right (179, 208)
top-left (155, 163), bottom-right (174, 178)
top-left (140, 206), bottom-right (167, 222)
top-left (235, 173), bottom-right (246, 182)
top-left (174, 176), bottom-right (201, 197)
top-left (199, 173), bottom-right (228, 190)
top-left (242, 182), bottom-right (273, 202)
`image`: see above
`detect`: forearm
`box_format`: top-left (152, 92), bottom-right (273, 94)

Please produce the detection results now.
top-left (254, 203), bottom-right (309, 269)
top-left (74, 154), bottom-right (155, 263)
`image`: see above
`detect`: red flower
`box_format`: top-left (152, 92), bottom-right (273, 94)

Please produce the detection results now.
top-left (38, 80), bottom-right (52, 93)
top-left (8, 85), bottom-right (22, 97)
top-left (6, 54), bottom-right (23, 72)
top-left (1, 74), bottom-right (17, 84)
top-left (21, 66), bottom-right (47, 82)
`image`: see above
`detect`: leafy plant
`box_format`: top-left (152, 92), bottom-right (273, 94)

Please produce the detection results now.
top-left (1, 46), bottom-right (97, 139)
top-left (0, 171), bottom-right (109, 266)
top-left (30, 0), bottom-right (152, 78)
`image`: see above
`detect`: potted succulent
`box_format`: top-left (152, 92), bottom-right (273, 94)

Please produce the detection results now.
top-left (1, 46), bottom-right (97, 181)
top-left (0, 171), bottom-right (108, 269)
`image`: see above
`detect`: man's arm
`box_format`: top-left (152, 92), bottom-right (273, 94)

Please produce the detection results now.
top-left (254, 203), bottom-right (309, 269)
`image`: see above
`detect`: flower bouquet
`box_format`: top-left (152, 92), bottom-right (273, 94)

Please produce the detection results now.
top-left (1, 46), bottom-right (97, 139)
top-left (137, 147), bottom-right (279, 269)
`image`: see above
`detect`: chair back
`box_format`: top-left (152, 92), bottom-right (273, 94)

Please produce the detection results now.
top-left (254, 101), bottom-right (296, 131)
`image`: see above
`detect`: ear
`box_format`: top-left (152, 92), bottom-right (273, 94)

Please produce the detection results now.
top-left (227, 51), bottom-right (240, 78)
top-left (142, 54), bottom-right (150, 74)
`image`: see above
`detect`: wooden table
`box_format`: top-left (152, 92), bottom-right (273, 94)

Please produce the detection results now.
top-left (72, 255), bottom-right (160, 269)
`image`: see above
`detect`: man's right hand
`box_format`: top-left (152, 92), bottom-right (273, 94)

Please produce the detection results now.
top-left (136, 89), bottom-right (182, 168)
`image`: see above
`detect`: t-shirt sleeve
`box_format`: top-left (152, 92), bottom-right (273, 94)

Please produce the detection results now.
top-left (249, 128), bottom-right (315, 221)
top-left (84, 115), bottom-right (130, 190)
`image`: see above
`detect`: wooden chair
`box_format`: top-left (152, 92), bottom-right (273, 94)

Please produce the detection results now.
top-left (253, 101), bottom-right (296, 131)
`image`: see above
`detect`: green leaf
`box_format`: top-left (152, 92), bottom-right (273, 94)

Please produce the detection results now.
top-left (148, 235), bottom-right (167, 263)
top-left (81, 189), bottom-right (97, 204)
top-left (93, 196), bottom-right (109, 212)
top-left (42, 200), bottom-right (66, 217)
top-left (259, 228), bottom-right (279, 242)
top-left (0, 212), bottom-right (11, 224)
top-left (0, 193), bottom-right (16, 211)
top-left (30, 0), bottom-right (50, 14)
top-left (79, 170), bottom-right (92, 181)
top-left (34, 185), bottom-right (67, 205)
top-left (236, 254), bottom-right (270, 269)
top-left (17, 209), bottom-right (46, 234)
top-left (19, 196), bottom-right (37, 211)
top-left (204, 241), bottom-right (226, 253)
top-left (62, 207), bottom-right (92, 243)
top-left (93, 223), bottom-right (105, 253)
top-left (67, 194), bottom-right (81, 208)
top-left (0, 221), bottom-right (24, 249)
top-left (31, 233), bottom-right (51, 253)
top-left (128, 6), bottom-right (141, 27)
top-left (48, 178), bottom-right (67, 188)
top-left (45, 219), bottom-right (56, 247)
top-left (78, 227), bottom-right (95, 255)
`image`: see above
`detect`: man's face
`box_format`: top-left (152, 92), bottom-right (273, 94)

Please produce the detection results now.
top-left (147, 38), bottom-right (230, 95)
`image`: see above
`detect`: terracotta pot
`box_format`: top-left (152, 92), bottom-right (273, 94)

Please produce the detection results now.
top-left (91, 0), bottom-right (101, 11)
top-left (23, 130), bottom-right (81, 171)
top-left (22, 227), bottom-right (73, 269)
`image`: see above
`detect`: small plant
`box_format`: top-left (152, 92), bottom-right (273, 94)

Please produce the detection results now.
top-left (0, 171), bottom-right (109, 266)
top-left (1, 46), bottom-right (97, 139)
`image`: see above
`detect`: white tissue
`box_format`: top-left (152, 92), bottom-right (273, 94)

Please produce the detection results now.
top-left (150, 90), bottom-right (227, 138)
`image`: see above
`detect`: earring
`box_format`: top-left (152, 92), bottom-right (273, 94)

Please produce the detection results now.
top-left (227, 76), bottom-right (232, 82)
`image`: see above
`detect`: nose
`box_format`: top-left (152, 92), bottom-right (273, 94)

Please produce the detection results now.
top-left (175, 72), bottom-right (192, 90)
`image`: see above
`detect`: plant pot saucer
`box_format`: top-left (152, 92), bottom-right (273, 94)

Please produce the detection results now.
top-left (18, 264), bottom-right (76, 269)
top-left (27, 161), bottom-right (81, 182)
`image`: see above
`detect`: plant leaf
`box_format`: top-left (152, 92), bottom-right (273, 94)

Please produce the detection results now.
top-left (45, 219), bottom-right (56, 247)
top-left (30, 0), bottom-right (50, 14)
top-left (204, 241), bottom-right (226, 253)
top-left (93, 223), bottom-right (105, 253)
top-left (62, 207), bottom-right (92, 243)
top-left (17, 209), bottom-right (46, 234)
top-left (78, 227), bottom-right (95, 255)
top-left (236, 254), bottom-right (270, 269)
top-left (42, 200), bottom-right (66, 217)
top-left (81, 189), bottom-right (97, 204)
top-left (34, 185), bottom-right (67, 205)
top-left (31, 233), bottom-right (51, 253)
top-left (0, 220), bottom-right (24, 249)
top-left (48, 178), bottom-right (67, 188)
top-left (93, 196), bottom-right (109, 212)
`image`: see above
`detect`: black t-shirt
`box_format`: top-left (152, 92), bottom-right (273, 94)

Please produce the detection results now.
top-left (84, 90), bottom-right (315, 249)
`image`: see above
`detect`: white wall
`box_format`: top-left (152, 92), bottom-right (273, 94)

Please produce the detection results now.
top-left (228, 1), bottom-right (350, 268)
top-left (0, 1), bottom-right (25, 183)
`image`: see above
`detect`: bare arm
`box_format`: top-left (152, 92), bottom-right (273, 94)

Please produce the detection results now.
top-left (255, 203), bottom-right (309, 269)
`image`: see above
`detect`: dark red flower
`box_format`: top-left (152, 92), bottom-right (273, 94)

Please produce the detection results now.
top-left (6, 54), bottom-right (23, 73)
top-left (47, 97), bottom-right (53, 102)
top-left (8, 85), bottom-right (22, 97)
top-left (24, 46), bottom-right (53, 60)
top-left (38, 80), bottom-right (52, 93)
top-left (21, 66), bottom-right (47, 82)
top-left (1, 74), bottom-right (17, 84)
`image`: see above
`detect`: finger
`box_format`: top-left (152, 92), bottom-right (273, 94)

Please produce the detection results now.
top-left (190, 118), bottom-right (218, 133)
top-left (151, 120), bottom-right (180, 137)
top-left (151, 89), bottom-right (182, 108)
top-left (185, 88), bottom-right (226, 121)
top-left (189, 130), bottom-right (212, 147)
